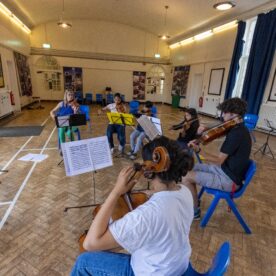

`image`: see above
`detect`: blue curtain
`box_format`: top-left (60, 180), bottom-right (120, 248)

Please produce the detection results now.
top-left (241, 9), bottom-right (276, 114)
top-left (224, 21), bottom-right (246, 99)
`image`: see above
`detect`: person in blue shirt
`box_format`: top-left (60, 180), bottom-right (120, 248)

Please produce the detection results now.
top-left (50, 89), bottom-right (80, 144)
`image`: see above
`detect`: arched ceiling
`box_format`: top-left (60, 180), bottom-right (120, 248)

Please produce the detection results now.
top-left (2, 0), bottom-right (276, 39)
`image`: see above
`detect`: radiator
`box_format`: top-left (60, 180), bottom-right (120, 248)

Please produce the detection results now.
top-left (0, 91), bottom-right (13, 118)
top-left (257, 103), bottom-right (276, 130)
top-left (199, 96), bottom-right (221, 117)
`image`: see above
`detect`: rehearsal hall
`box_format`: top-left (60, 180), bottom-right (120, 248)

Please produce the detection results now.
top-left (0, 0), bottom-right (276, 275)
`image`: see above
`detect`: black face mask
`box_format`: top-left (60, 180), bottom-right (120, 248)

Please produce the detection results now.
top-left (218, 111), bottom-right (223, 122)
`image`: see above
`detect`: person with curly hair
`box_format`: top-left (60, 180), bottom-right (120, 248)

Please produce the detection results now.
top-left (183, 97), bottom-right (252, 220)
top-left (71, 136), bottom-right (194, 276)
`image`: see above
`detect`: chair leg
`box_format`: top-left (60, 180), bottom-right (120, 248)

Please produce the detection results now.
top-left (225, 197), bottom-right (251, 234)
top-left (198, 187), bottom-right (205, 200)
top-left (200, 195), bottom-right (220, 228)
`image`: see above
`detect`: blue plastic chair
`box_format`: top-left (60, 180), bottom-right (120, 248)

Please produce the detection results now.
top-left (244, 114), bottom-right (259, 143)
top-left (151, 106), bottom-right (157, 117)
top-left (85, 93), bottom-right (93, 104)
top-left (79, 105), bottom-right (91, 130)
top-left (198, 160), bottom-right (256, 234)
top-left (96, 94), bottom-right (103, 105)
top-left (121, 94), bottom-right (125, 102)
top-left (75, 91), bottom-right (84, 104)
top-left (129, 100), bottom-right (140, 115)
top-left (106, 94), bottom-right (114, 104)
top-left (184, 242), bottom-right (231, 276)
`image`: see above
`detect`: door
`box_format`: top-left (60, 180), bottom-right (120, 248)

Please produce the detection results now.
top-left (189, 73), bottom-right (203, 109)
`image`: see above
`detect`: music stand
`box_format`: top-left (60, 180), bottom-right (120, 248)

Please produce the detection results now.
top-left (55, 114), bottom-right (86, 164)
top-left (254, 119), bottom-right (276, 159)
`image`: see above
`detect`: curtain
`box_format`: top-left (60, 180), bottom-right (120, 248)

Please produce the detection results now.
top-left (241, 9), bottom-right (276, 114)
top-left (224, 21), bottom-right (246, 99)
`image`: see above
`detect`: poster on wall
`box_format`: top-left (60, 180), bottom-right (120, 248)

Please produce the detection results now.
top-left (133, 71), bottom-right (146, 100)
top-left (14, 51), bottom-right (32, 96)
top-left (63, 67), bottom-right (83, 92)
top-left (171, 65), bottom-right (190, 97)
top-left (208, 68), bottom-right (225, 96)
top-left (0, 55), bottom-right (4, 88)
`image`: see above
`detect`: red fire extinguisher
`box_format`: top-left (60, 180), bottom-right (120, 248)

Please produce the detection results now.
top-left (10, 91), bottom-right (15, 105)
top-left (199, 96), bottom-right (203, 108)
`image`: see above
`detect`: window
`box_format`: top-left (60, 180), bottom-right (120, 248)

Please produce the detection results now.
top-left (232, 17), bottom-right (257, 98)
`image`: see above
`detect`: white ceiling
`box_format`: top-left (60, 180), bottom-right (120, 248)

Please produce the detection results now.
top-left (2, 0), bottom-right (276, 39)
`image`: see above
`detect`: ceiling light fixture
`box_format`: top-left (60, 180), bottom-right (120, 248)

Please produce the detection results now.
top-left (213, 20), bottom-right (237, 33)
top-left (0, 2), bottom-right (31, 34)
top-left (213, 1), bottom-right (235, 11)
top-left (154, 53), bottom-right (161, 58)
top-left (159, 6), bottom-right (170, 40)
top-left (57, 0), bottom-right (72, 29)
top-left (194, 30), bottom-right (213, 40)
top-left (180, 37), bottom-right (194, 46)
top-left (42, 24), bottom-right (51, 49)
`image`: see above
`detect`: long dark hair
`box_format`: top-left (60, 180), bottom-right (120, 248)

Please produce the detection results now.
top-left (142, 136), bottom-right (194, 184)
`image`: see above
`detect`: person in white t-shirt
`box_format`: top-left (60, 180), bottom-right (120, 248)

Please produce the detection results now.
top-left (98, 93), bottom-right (126, 154)
top-left (71, 136), bottom-right (194, 276)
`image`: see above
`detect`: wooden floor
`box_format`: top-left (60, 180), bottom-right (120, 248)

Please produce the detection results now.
top-left (0, 102), bottom-right (275, 275)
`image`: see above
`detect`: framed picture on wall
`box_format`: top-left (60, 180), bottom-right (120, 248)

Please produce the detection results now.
top-left (208, 68), bottom-right (225, 96)
top-left (0, 55), bottom-right (5, 88)
top-left (268, 69), bottom-right (276, 102)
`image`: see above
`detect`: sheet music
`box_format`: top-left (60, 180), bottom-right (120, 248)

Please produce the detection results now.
top-left (61, 136), bottom-right (113, 176)
top-left (57, 115), bottom-right (70, 127)
top-left (137, 115), bottom-right (161, 141)
top-left (149, 116), bottom-right (162, 135)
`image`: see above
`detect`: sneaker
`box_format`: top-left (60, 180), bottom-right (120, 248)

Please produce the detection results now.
top-left (127, 150), bottom-right (134, 156)
top-left (130, 153), bottom-right (137, 160)
top-left (110, 148), bottom-right (114, 154)
top-left (118, 145), bottom-right (124, 153)
top-left (194, 208), bottom-right (201, 220)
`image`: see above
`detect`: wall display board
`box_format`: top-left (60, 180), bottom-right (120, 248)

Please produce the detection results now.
top-left (0, 55), bottom-right (4, 88)
top-left (63, 67), bottom-right (83, 92)
top-left (208, 68), bottom-right (225, 96)
top-left (133, 71), bottom-right (146, 100)
top-left (268, 70), bottom-right (276, 101)
top-left (14, 51), bottom-right (32, 96)
top-left (171, 65), bottom-right (190, 97)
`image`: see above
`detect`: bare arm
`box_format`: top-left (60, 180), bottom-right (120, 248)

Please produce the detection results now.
top-left (83, 166), bottom-right (137, 251)
top-left (50, 103), bottom-right (61, 120)
top-left (189, 140), bottom-right (228, 165)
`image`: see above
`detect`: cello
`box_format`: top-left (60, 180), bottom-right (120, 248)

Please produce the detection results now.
top-left (79, 146), bottom-right (171, 252)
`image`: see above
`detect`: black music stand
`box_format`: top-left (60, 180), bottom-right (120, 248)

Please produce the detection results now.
top-left (254, 119), bottom-right (276, 159)
top-left (55, 114), bottom-right (86, 164)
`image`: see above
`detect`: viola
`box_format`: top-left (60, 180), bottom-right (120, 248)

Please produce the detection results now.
top-left (79, 146), bottom-right (171, 252)
top-left (195, 116), bottom-right (241, 145)
top-left (68, 99), bottom-right (79, 113)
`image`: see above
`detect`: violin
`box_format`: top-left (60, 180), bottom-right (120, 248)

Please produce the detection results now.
top-left (195, 116), bottom-right (241, 145)
top-left (68, 99), bottom-right (79, 113)
top-left (116, 102), bottom-right (126, 113)
top-left (79, 146), bottom-right (170, 252)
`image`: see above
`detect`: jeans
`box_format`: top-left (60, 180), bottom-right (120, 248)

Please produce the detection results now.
top-left (71, 251), bottom-right (134, 276)
top-left (106, 124), bottom-right (126, 149)
top-left (130, 129), bottom-right (146, 154)
top-left (58, 127), bottom-right (78, 143)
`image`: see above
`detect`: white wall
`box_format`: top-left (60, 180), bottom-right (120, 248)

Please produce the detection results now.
top-left (30, 55), bottom-right (171, 102)
top-left (30, 20), bottom-right (170, 59)
top-left (0, 15), bottom-right (31, 111)
top-left (170, 28), bottom-right (237, 114)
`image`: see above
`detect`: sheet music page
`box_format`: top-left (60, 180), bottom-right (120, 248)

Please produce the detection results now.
top-left (57, 115), bottom-right (70, 127)
top-left (61, 136), bottom-right (112, 176)
top-left (137, 115), bottom-right (160, 141)
top-left (148, 116), bottom-right (162, 135)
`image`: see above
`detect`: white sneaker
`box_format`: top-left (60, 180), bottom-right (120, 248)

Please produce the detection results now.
top-left (127, 150), bottom-right (134, 156)
top-left (118, 145), bottom-right (124, 153)
top-left (110, 148), bottom-right (114, 154)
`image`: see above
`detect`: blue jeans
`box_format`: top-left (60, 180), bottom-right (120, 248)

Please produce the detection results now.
top-left (106, 124), bottom-right (126, 149)
top-left (71, 251), bottom-right (134, 276)
top-left (130, 129), bottom-right (146, 154)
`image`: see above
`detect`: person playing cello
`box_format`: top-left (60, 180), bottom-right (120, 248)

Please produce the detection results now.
top-left (183, 97), bottom-right (252, 220)
top-left (71, 136), bottom-right (194, 276)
